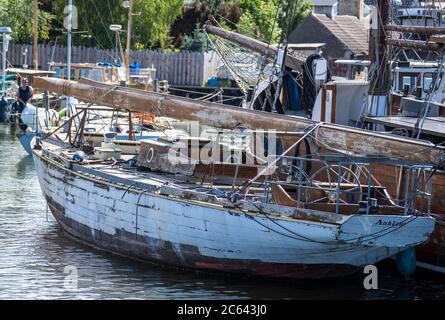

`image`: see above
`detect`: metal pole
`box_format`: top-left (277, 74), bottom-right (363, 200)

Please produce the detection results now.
top-left (67, 0), bottom-right (72, 116)
top-left (33, 0), bottom-right (38, 70)
top-left (125, 0), bottom-right (133, 82)
top-left (117, 32), bottom-right (125, 66)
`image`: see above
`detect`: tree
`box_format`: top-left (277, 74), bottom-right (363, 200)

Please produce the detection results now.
top-left (237, 0), bottom-right (282, 43)
top-left (282, 0), bottom-right (313, 36)
top-left (183, 0), bottom-right (312, 45)
top-left (182, 24), bottom-right (207, 52)
top-left (237, 0), bottom-right (312, 43)
top-left (51, 0), bottom-right (183, 50)
top-left (0, 0), bottom-right (55, 43)
top-left (132, 0), bottom-right (184, 49)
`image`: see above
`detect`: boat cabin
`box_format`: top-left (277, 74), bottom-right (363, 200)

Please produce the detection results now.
top-left (392, 61), bottom-right (445, 101)
top-left (48, 62), bottom-right (157, 89)
top-left (396, 5), bottom-right (445, 28)
top-left (49, 62), bottom-right (116, 83)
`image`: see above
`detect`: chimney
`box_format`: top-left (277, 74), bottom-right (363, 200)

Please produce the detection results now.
top-left (338, 0), bottom-right (364, 20)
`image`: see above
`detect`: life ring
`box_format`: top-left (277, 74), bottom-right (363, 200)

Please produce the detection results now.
top-left (145, 147), bottom-right (154, 164)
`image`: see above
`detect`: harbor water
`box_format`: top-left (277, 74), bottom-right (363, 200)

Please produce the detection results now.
top-left (1, 123), bottom-right (445, 300)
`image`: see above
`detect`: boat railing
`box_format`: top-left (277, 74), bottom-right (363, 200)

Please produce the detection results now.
top-left (262, 153), bottom-right (435, 216)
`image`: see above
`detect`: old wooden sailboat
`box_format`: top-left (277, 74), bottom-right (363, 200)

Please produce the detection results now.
top-left (29, 76), bottom-right (442, 279)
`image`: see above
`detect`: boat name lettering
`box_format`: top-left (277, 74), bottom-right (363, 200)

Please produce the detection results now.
top-left (375, 219), bottom-right (406, 227)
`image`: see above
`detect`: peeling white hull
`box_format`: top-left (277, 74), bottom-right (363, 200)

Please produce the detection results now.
top-left (32, 147), bottom-right (435, 279)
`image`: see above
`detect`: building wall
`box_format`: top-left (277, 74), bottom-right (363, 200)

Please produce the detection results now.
top-left (338, 0), bottom-right (364, 19)
top-left (314, 4), bottom-right (338, 17)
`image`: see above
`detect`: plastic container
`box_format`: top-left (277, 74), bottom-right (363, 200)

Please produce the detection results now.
top-left (207, 76), bottom-right (218, 87)
top-left (130, 63), bottom-right (140, 76)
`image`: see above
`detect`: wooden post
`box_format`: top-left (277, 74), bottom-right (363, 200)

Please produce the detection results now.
top-left (33, 0), bottom-right (38, 69)
top-left (125, 0), bottom-right (133, 82)
top-left (369, 0), bottom-right (390, 96)
top-left (385, 25), bottom-right (445, 35)
top-left (128, 111), bottom-right (133, 141)
top-left (387, 38), bottom-right (443, 51)
top-left (320, 86), bottom-right (326, 122)
top-left (74, 110), bottom-right (87, 148)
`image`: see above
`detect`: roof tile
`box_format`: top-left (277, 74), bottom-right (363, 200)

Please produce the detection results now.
top-left (313, 13), bottom-right (369, 54)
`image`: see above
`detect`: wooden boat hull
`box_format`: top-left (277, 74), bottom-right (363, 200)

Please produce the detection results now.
top-left (47, 202), bottom-right (357, 279)
top-left (370, 164), bottom-right (445, 273)
top-left (32, 147), bottom-right (435, 279)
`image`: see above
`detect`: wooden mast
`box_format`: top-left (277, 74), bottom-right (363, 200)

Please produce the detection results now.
top-left (369, 0), bottom-right (390, 96)
top-left (385, 25), bottom-right (445, 35)
top-left (125, 0), bottom-right (133, 82)
top-left (386, 38), bottom-right (443, 51)
top-left (204, 24), bottom-right (305, 72)
top-left (32, 76), bottom-right (445, 165)
top-left (33, 0), bottom-right (38, 70)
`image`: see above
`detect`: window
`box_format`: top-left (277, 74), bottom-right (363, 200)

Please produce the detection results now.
top-left (63, 68), bottom-right (76, 80)
top-left (423, 72), bottom-right (443, 93)
top-left (53, 67), bottom-right (62, 79)
top-left (79, 68), bottom-right (91, 79)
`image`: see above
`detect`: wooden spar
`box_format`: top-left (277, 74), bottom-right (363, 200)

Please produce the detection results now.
top-left (385, 25), bottom-right (445, 35)
top-left (33, 0), bottom-right (38, 70)
top-left (125, 0), bottom-right (133, 82)
top-left (369, 0), bottom-right (390, 96)
top-left (33, 77), bottom-right (445, 165)
top-left (203, 24), bottom-right (305, 72)
top-left (387, 38), bottom-right (443, 51)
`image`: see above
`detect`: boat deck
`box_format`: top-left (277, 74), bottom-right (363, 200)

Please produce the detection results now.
top-left (38, 142), bottom-right (350, 224)
top-left (364, 116), bottom-right (445, 138)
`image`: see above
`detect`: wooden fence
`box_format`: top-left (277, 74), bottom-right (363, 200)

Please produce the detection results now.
top-left (5, 43), bottom-right (221, 86)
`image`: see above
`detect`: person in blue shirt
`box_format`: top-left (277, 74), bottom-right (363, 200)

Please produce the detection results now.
top-left (12, 78), bottom-right (34, 132)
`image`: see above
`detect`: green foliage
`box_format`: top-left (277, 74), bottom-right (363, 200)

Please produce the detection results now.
top-left (182, 24), bottom-right (207, 52)
top-left (196, 0), bottom-right (312, 43)
top-left (42, 0), bottom-right (125, 47)
top-left (236, 0), bottom-right (312, 43)
top-left (0, 0), bottom-right (312, 50)
top-left (51, 0), bottom-right (183, 50)
top-left (284, 0), bottom-right (313, 34)
top-left (237, 0), bottom-right (281, 42)
top-left (0, 0), bottom-right (55, 43)
top-left (132, 0), bottom-right (184, 49)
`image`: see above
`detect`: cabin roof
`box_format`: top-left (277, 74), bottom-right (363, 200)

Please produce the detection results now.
top-left (310, 0), bottom-right (338, 5)
top-left (6, 68), bottom-right (55, 76)
top-left (49, 63), bottom-right (109, 70)
top-left (365, 116), bottom-right (445, 138)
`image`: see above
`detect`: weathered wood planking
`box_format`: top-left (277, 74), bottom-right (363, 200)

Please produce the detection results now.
top-left (33, 145), bottom-right (435, 278)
